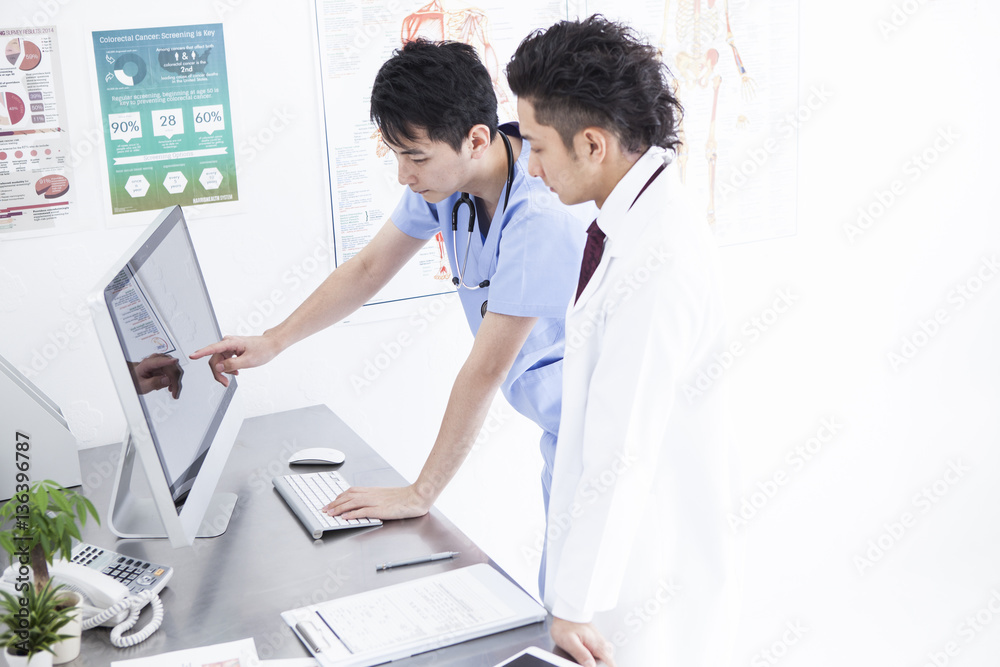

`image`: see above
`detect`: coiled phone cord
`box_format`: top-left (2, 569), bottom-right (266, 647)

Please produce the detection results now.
top-left (82, 590), bottom-right (164, 648)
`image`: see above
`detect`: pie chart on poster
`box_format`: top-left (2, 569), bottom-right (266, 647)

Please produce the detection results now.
top-left (35, 174), bottom-right (70, 199)
top-left (113, 53), bottom-right (147, 86)
top-left (4, 39), bottom-right (19, 66)
top-left (19, 41), bottom-right (41, 71)
top-left (3, 39), bottom-right (41, 70)
top-left (4, 92), bottom-right (25, 125)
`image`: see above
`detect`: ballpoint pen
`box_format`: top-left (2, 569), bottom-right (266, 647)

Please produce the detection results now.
top-left (376, 551), bottom-right (460, 571)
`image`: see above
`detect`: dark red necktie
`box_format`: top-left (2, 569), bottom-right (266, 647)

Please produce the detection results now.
top-left (573, 162), bottom-right (666, 304)
top-left (575, 220), bottom-right (606, 303)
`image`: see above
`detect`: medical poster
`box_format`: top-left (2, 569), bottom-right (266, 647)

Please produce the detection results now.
top-left (0, 26), bottom-right (74, 236)
top-left (92, 24), bottom-right (238, 217)
top-left (583, 0), bottom-right (799, 246)
top-left (313, 0), bottom-right (565, 320)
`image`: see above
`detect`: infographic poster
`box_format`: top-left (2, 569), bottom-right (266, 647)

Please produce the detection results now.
top-left (92, 24), bottom-right (238, 216)
top-left (0, 26), bottom-right (74, 236)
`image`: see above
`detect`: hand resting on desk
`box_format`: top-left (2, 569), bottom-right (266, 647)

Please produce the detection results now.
top-left (550, 617), bottom-right (616, 667)
top-left (324, 484), bottom-right (432, 521)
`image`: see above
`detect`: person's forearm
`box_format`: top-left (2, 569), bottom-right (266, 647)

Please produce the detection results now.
top-left (411, 353), bottom-right (509, 504)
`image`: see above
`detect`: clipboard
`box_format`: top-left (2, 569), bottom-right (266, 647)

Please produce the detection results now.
top-left (281, 563), bottom-right (546, 667)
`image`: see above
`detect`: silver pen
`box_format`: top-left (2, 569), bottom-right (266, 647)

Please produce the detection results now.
top-left (376, 551), bottom-right (459, 571)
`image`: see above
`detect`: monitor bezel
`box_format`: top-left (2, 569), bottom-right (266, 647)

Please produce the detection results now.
top-left (87, 205), bottom-right (241, 547)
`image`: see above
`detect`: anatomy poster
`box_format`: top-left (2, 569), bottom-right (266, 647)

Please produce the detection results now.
top-left (92, 24), bottom-right (238, 217)
top-left (0, 26), bottom-right (74, 236)
top-left (583, 0), bottom-right (799, 246)
top-left (313, 0), bottom-right (565, 319)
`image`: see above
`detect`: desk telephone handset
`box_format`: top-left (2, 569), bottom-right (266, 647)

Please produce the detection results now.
top-left (0, 544), bottom-right (171, 648)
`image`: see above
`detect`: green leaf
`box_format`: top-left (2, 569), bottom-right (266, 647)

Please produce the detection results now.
top-left (36, 486), bottom-right (48, 513)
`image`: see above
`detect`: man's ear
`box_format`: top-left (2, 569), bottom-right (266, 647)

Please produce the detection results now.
top-left (467, 124), bottom-right (493, 158)
top-left (575, 127), bottom-right (611, 164)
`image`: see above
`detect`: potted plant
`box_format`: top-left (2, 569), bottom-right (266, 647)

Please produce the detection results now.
top-left (0, 582), bottom-right (77, 667)
top-left (0, 480), bottom-right (99, 665)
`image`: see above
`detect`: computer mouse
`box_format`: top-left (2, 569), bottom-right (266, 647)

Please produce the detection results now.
top-left (288, 447), bottom-right (346, 466)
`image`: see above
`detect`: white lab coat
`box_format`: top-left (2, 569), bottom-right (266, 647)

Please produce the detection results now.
top-left (543, 148), bottom-right (739, 664)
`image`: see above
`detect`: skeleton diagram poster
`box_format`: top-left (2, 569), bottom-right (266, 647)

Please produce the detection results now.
top-left (583, 0), bottom-right (800, 245)
top-left (313, 0), bottom-right (566, 319)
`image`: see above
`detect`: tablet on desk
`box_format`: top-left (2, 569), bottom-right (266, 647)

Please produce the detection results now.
top-left (494, 647), bottom-right (580, 666)
top-left (281, 563), bottom-right (546, 667)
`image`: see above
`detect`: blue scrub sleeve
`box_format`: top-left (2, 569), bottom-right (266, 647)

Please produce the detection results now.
top-left (390, 189), bottom-right (443, 241)
top-left (487, 196), bottom-right (585, 319)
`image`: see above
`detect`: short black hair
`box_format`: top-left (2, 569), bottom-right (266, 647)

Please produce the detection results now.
top-left (370, 39), bottom-right (498, 152)
top-left (506, 15), bottom-right (682, 153)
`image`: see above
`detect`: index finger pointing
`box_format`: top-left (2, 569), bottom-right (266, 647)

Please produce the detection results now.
top-left (190, 338), bottom-right (238, 359)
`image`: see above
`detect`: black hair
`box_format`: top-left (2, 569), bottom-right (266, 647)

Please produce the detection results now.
top-left (370, 39), bottom-right (498, 152)
top-left (506, 15), bottom-right (682, 153)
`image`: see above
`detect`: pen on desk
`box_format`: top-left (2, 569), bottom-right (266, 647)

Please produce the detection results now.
top-left (376, 551), bottom-right (459, 571)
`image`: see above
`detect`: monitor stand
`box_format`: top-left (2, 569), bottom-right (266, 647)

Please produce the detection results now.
top-left (108, 430), bottom-right (236, 539)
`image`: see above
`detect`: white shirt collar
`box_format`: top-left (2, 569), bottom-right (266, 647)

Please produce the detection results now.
top-left (596, 146), bottom-right (671, 256)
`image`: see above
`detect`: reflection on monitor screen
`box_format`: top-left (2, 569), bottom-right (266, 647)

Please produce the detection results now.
top-left (89, 206), bottom-right (242, 547)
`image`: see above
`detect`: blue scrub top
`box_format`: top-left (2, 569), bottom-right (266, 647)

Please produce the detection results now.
top-left (391, 125), bottom-right (586, 436)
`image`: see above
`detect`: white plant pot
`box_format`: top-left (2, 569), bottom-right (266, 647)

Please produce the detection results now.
top-left (50, 591), bottom-right (82, 665)
top-left (3, 647), bottom-right (54, 667)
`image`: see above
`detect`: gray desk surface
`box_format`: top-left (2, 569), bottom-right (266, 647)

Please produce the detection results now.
top-left (68, 404), bottom-right (562, 666)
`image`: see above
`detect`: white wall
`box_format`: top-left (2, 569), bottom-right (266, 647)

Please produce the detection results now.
top-left (1, 1), bottom-right (998, 664)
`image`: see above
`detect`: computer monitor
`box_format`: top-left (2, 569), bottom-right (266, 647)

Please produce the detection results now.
top-left (87, 205), bottom-right (243, 547)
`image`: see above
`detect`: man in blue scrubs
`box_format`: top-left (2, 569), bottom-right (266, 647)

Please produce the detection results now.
top-left (192, 41), bottom-right (584, 538)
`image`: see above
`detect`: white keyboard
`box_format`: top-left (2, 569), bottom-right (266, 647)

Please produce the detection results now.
top-left (273, 470), bottom-right (382, 539)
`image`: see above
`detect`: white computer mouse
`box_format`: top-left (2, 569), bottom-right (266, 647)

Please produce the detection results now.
top-left (288, 447), bottom-right (346, 466)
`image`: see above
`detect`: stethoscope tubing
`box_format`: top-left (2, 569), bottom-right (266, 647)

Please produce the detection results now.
top-left (450, 130), bottom-right (514, 290)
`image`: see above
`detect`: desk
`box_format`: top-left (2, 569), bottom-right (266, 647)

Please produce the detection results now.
top-left (68, 405), bottom-right (558, 666)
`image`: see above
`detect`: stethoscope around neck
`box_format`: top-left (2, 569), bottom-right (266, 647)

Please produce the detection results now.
top-left (450, 130), bottom-right (514, 290)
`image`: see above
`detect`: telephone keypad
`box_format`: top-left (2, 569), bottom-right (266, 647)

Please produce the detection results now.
top-left (69, 542), bottom-right (173, 596)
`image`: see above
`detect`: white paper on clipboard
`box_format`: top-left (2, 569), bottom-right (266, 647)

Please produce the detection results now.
top-left (107, 264), bottom-right (178, 361)
top-left (281, 564), bottom-right (546, 667)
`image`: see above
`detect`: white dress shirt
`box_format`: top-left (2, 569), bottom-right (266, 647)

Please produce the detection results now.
top-left (544, 146), bottom-right (739, 662)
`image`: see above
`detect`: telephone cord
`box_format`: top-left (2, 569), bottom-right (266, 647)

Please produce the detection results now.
top-left (82, 589), bottom-right (164, 647)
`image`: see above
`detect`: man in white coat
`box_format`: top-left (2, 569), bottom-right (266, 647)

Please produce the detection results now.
top-left (507, 16), bottom-right (739, 666)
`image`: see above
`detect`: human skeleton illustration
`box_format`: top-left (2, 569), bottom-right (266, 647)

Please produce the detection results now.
top-left (663, 0), bottom-right (756, 224)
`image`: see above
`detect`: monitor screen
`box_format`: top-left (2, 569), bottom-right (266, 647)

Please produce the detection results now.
top-left (90, 205), bottom-right (242, 546)
top-left (100, 207), bottom-right (235, 506)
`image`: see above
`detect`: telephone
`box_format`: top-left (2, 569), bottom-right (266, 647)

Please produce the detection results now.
top-left (1, 544), bottom-right (170, 648)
